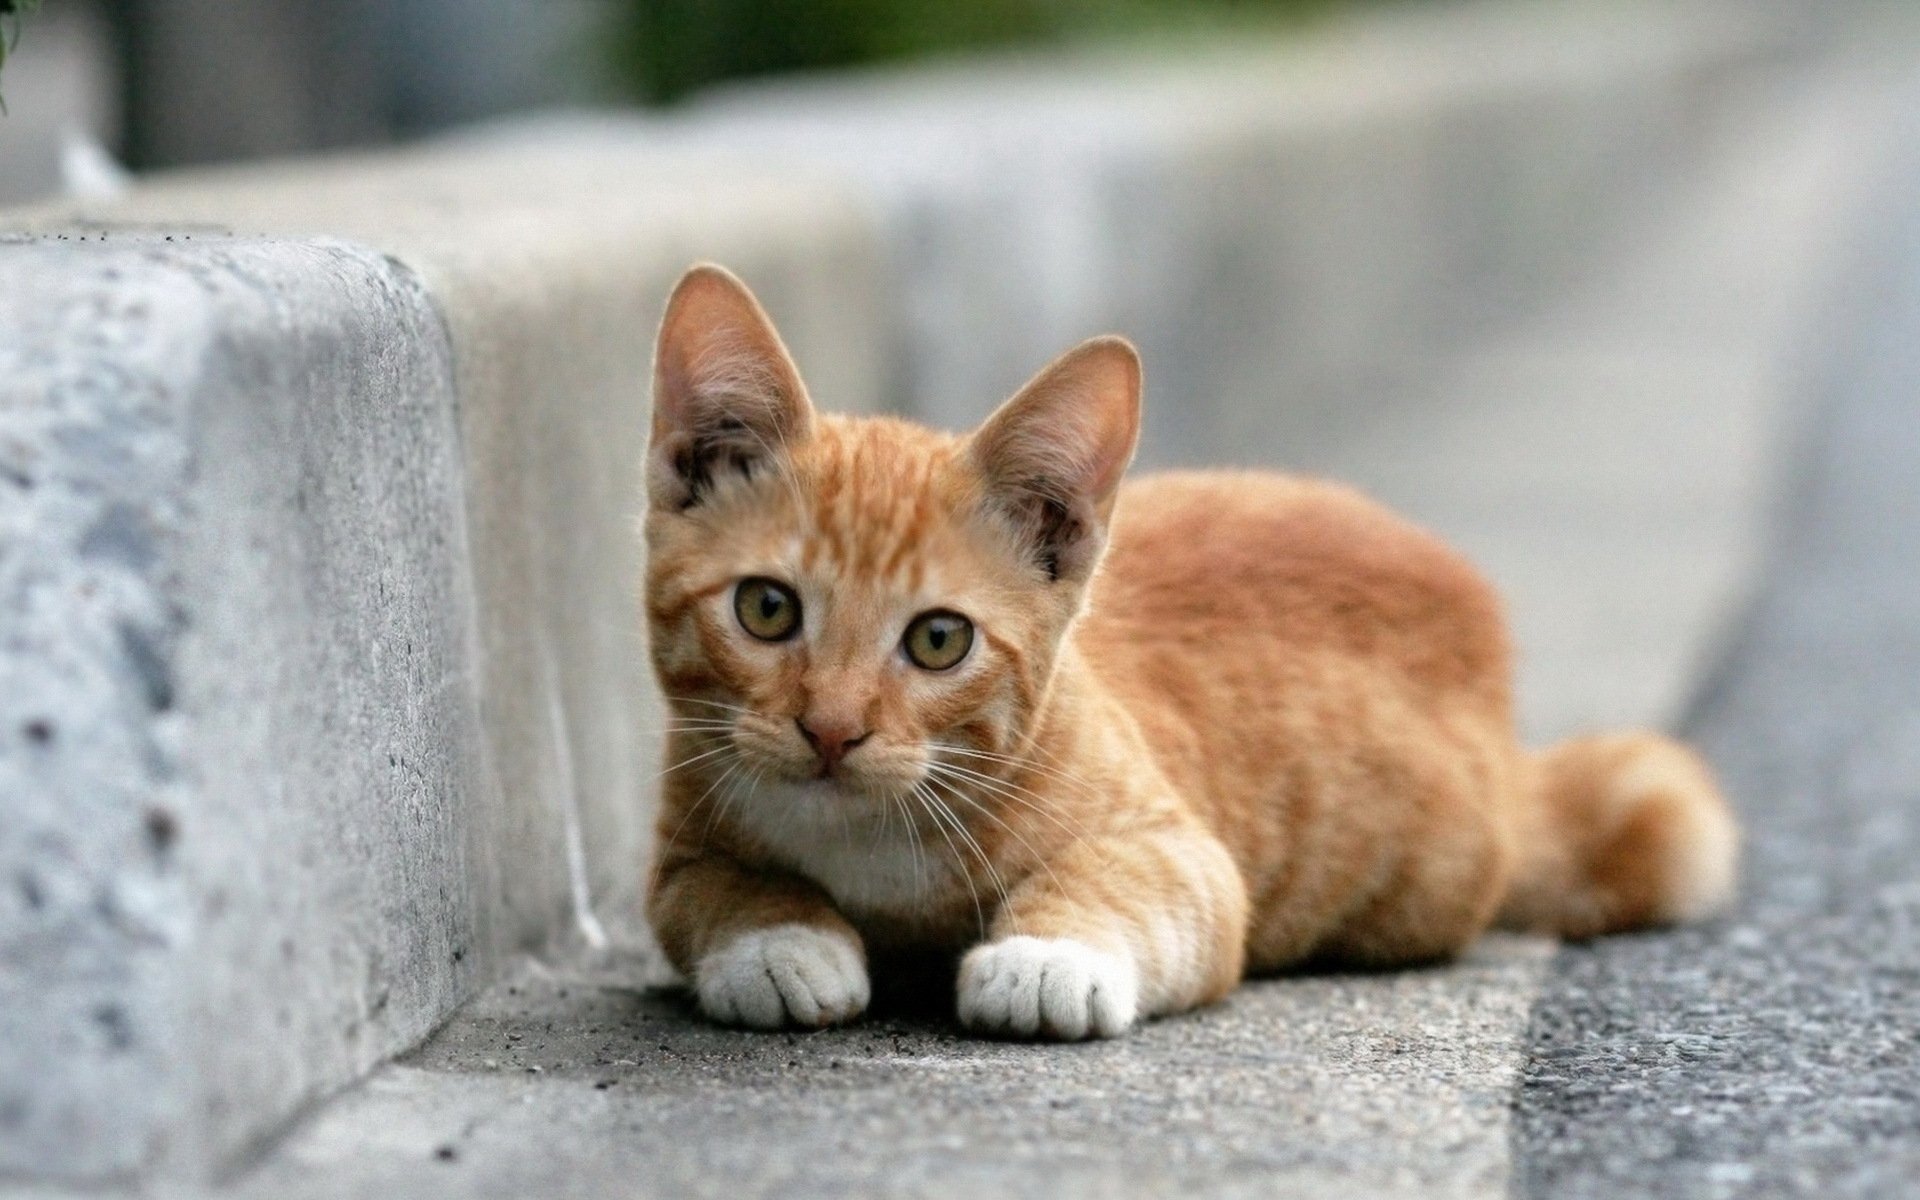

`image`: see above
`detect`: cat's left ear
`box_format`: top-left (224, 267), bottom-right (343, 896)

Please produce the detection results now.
top-left (649, 263), bottom-right (815, 510)
top-left (967, 336), bottom-right (1142, 584)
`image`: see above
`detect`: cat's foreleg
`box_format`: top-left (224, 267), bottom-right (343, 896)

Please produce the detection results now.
top-left (649, 852), bottom-right (869, 1029)
top-left (956, 819), bottom-right (1249, 1039)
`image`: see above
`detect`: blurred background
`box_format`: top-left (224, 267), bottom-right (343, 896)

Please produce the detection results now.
top-left (1, 0), bottom-right (1355, 194)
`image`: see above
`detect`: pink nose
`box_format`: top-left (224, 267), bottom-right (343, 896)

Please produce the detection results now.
top-left (796, 718), bottom-right (870, 774)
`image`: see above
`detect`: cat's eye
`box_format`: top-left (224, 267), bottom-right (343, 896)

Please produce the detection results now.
top-left (903, 611), bottom-right (973, 671)
top-left (734, 578), bottom-right (801, 642)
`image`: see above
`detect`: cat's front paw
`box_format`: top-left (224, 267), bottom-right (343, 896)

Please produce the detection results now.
top-left (957, 936), bottom-right (1139, 1040)
top-left (695, 924), bottom-right (870, 1030)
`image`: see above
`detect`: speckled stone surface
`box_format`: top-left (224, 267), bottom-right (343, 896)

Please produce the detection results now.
top-left (1512, 131), bottom-right (1920, 1200)
top-left (220, 936), bottom-right (1547, 1200)
top-left (0, 236), bottom-right (484, 1183)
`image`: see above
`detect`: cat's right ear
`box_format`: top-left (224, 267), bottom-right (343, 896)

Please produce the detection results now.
top-left (967, 336), bottom-right (1142, 584)
top-left (649, 264), bottom-right (814, 511)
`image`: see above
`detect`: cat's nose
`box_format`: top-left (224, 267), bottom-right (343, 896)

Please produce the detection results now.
top-left (796, 717), bottom-right (871, 774)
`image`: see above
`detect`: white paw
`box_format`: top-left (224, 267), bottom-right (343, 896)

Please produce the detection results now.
top-left (957, 936), bottom-right (1139, 1040)
top-left (695, 924), bottom-right (869, 1030)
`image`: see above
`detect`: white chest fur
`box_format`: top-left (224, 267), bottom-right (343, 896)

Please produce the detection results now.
top-left (728, 781), bottom-right (959, 918)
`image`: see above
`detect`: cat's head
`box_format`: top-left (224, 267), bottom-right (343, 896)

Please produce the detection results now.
top-left (643, 264), bottom-right (1139, 804)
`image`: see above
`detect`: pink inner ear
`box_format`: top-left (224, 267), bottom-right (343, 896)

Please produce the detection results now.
top-left (652, 266), bottom-right (814, 449)
top-left (967, 338), bottom-right (1142, 581)
top-left (973, 337), bottom-right (1142, 513)
top-left (648, 267), bottom-right (816, 510)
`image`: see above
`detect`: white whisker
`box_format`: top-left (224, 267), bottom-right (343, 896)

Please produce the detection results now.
top-left (933, 740), bottom-right (1102, 800)
top-left (893, 792), bottom-right (928, 899)
top-left (660, 751), bottom-right (747, 859)
top-left (706, 763), bottom-right (761, 843)
top-left (653, 741), bottom-right (737, 780)
top-left (925, 758), bottom-right (1095, 853)
top-left (924, 772), bottom-right (1061, 916)
top-left (910, 783), bottom-right (986, 940)
top-left (920, 776), bottom-right (1018, 932)
top-left (659, 694), bottom-right (756, 717)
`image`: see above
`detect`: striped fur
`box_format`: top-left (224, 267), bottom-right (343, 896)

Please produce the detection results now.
top-left (642, 265), bottom-right (1740, 1039)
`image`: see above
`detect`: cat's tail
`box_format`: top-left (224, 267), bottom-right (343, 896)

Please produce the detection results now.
top-left (1497, 733), bottom-right (1739, 940)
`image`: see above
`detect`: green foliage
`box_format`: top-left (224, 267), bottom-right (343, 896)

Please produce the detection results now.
top-left (607, 0), bottom-right (1347, 105)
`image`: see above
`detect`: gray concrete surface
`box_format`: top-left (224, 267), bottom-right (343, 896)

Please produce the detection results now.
top-left (1512, 118), bottom-right (1920, 1200)
top-left (224, 939), bottom-right (1554, 1200)
top-left (0, 236), bottom-right (482, 1182)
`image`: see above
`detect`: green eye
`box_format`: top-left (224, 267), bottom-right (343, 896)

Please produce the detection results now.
top-left (903, 611), bottom-right (973, 671)
top-left (734, 578), bottom-right (801, 641)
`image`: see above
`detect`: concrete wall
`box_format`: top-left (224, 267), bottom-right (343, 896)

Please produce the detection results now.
top-left (0, 0), bottom-right (1820, 1185)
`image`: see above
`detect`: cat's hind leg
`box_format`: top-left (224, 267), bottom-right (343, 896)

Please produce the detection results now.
top-left (1299, 738), bottom-right (1517, 969)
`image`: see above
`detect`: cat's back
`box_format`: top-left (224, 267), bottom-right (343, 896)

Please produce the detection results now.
top-left (1085, 471), bottom-right (1510, 701)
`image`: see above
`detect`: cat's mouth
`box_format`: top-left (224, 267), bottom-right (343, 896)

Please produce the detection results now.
top-left (738, 745), bottom-right (871, 791)
top-left (725, 717), bottom-right (930, 797)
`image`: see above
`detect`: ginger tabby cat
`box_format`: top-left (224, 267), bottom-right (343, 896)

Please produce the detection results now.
top-left (643, 264), bottom-right (1739, 1039)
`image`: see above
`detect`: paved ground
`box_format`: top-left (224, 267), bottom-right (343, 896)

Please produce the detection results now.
top-left (1511, 134), bottom-right (1920, 1200)
top-left (227, 940), bottom-right (1551, 1200)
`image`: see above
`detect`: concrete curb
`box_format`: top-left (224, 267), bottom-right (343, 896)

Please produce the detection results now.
top-left (0, 236), bottom-right (479, 1182)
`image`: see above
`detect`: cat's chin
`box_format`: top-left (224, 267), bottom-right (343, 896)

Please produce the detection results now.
top-left (788, 773), bottom-right (923, 806)
top-left (749, 770), bottom-right (892, 805)
top-left (741, 773), bottom-right (939, 832)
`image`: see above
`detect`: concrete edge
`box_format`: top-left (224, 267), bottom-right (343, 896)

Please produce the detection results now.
top-left (0, 234), bottom-right (483, 1183)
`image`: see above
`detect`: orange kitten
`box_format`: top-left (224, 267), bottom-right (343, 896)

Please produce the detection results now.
top-left (642, 264), bottom-right (1739, 1039)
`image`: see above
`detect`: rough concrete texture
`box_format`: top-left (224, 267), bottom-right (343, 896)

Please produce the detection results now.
top-left (0, 236), bottom-right (482, 1183)
top-left (1514, 107), bottom-right (1920, 1199)
top-left (222, 939), bottom-right (1554, 1200)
